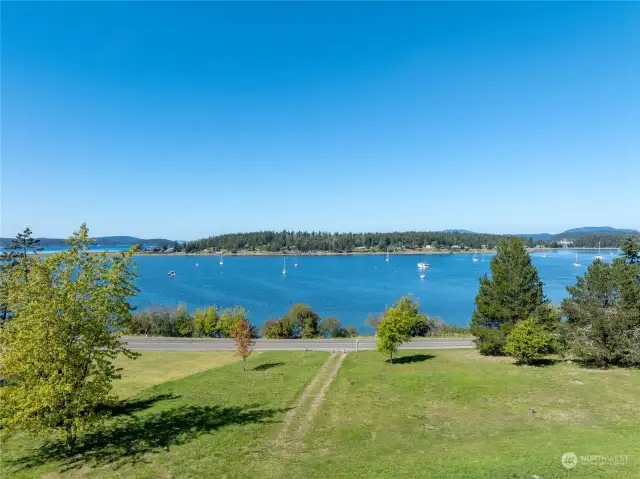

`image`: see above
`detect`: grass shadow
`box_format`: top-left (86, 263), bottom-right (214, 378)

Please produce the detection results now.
top-left (513, 358), bottom-right (562, 368)
top-left (97, 393), bottom-right (181, 417)
top-left (10, 403), bottom-right (289, 473)
top-left (253, 362), bottom-right (285, 371)
top-left (389, 354), bottom-right (435, 364)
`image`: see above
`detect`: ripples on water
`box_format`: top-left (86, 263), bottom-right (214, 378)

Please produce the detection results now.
top-left (131, 249), bottom-right (618, 331)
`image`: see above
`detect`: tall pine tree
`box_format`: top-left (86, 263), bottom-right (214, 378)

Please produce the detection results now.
top-left (471, 237), bottom-right (545, 355)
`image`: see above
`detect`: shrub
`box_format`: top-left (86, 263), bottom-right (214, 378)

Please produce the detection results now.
top-left (504, 319), bottom-right (554, 365)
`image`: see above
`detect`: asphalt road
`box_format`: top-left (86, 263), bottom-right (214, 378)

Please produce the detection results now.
top-left (121, 336), bottom-right (475, 351)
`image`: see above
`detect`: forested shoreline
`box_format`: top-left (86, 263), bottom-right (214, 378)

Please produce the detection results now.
top-left (182, 230), bottom-right (627, 253)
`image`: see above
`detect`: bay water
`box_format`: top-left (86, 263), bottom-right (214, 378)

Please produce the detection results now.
top-left (131, 249), bottom-right (617, 331)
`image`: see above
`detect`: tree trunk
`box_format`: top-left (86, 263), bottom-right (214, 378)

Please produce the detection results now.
top-left (242, 357), bottom-right (246, 371)
top-left (65, 422), bottom-right (76, 452)
top-left (389, 352), bottom-right (393, 364)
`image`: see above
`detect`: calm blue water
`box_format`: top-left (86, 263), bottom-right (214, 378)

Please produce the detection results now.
top-left (131, 249), bottom-right (619, 331)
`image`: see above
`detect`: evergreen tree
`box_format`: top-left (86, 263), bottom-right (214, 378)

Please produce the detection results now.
top-left (0, 227), bottom-right (43, 321)
top-left (620, 233), bottom-right (640, 265)
top-left (471, 237), bottom-right (545, 355)
top-left (562, 257), bottom-right (640, 367)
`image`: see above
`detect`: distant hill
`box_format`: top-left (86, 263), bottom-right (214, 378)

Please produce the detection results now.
top-left (516, 227), bottom-right (637, 244)
top-left (0, 236), bottom-right (174, 247)
top-left (561, 226), bottom-right (636, 236)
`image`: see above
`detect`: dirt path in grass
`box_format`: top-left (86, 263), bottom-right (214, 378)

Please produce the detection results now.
top-left (275, 353), bottom-right (336, 444)
top-left (272, 352), bottom-right (347, 456)
top-left (296, 352), bottom-right (347, 439)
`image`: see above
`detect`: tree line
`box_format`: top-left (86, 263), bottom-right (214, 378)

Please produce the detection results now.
top-left (183, 230), bottom-right (510, 253)
top-left (181, 230), bottom-right (628, 253)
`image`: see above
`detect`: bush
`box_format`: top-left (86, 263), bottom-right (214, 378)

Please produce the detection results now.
top-left (504, 319), bottom-right (554, 365)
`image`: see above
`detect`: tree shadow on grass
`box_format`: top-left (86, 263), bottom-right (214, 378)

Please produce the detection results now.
top-left (389, 354), bottom-right (435, 364)
top-left (253, 362), bottom-right (285, 371)
top-left (10, 403), bottom-right (288, 473)
top-left (97, 393), bottom-right (182, 417)
top-left (514, 358), bottom-right (561, 368)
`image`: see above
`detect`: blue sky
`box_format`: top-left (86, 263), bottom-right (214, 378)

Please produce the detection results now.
top-left (2, 2), bottom-right (638, 240)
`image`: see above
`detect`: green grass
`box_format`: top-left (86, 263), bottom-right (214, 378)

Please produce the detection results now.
top-left (112, 350), bottom-right (244, 398)
top-left (1, 351), bottom-right (329, 479)
top-left (2, 349), bottom-right (640, 478)
top-left (276, 350), bottom-right (640, 478)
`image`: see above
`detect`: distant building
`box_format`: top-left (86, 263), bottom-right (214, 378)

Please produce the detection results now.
top-left (558, 238), bottom-right (573, 247)
top-left (425, 244), bottom-right (434, 249)
top-left (451, 245), bottom-right (461, 250)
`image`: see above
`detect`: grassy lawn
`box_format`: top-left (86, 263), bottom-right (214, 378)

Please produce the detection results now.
top-left (112, 350), bottom-right (244, 398)
top-left (1, 351), bottom-right (329, 479)
top-left (277, 350), bottom-right (640, 478)
top-left (2, 349), bottom-right (640, 478)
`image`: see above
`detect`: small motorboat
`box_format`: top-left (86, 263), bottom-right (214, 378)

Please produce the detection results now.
top-left (417, 261), bottom-right (429, 269)
top-left (168, 271), bottom-right (175, 277)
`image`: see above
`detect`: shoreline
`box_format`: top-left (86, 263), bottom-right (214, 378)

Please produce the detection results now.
top-left (133, 246), bottom-right (619, 257)
top-left (31, 247), bottom-right (620, 257)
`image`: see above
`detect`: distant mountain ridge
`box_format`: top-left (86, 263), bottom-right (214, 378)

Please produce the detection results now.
top-left (517, 227), bottom-right (638, 241)
top-left (0, 236), bottom-right (174, 247)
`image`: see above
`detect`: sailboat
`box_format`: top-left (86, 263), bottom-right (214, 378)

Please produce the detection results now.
top-left (472, 253), bottom-right (480, 262)
top-left (282, 257), bottom-right (287, 275)
top-left (385, 248), bottom-right (390, 263)
top-left (294, 256), bottom-right (299, 268)
top-left (572, 253), bottom-right (581, 267)
top-left (594, 241), bottom-right (605, 260)
top-left (219, 254), bottom-right (224, 265)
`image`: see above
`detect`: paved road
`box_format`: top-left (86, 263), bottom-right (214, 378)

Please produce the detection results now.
top-left (121, 336), bottom-right (475, 351)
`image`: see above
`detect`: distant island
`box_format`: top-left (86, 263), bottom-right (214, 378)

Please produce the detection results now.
top-left (0, 235), bottom-right (175, 248)
top-left (3, 228), bottom-right (636, 255)
top-left (173, 227), bottom-right (637, 255)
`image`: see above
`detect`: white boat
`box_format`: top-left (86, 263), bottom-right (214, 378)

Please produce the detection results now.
top-left (282, 257), bottom-right (287, 275)
top-left (472, 253), bottom-right (480, 262)
top-left (417, 261), bottom-right (429, 269)
top-left (594, 241), bottom-right (605, 260)
top-left (168, 271), bottom-right (175, 277)
top-left (419, 272), bottom-right (426, 280)
top-left (195, 263), bottom-right (199, 267)
top-left (294, 256), bottom-right (299, 268)
top-left (572, 254), bottom-right (581, 267)
top-left (541, 254), bottom-right (547, 258)
top-left (385, 248), bottom-right (390, 262)
top-left (219, 254), bottom-right (224, 265)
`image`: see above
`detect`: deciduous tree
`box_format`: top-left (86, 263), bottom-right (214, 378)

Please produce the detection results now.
top-left (0, 224), bottom-right (139, 450)
top-left (376, 297), bottom-right (414, 363)
top-left (231, 319), bottom-right (255, 371)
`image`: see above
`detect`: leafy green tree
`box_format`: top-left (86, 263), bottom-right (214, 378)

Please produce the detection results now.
top-left (261, 317), bottom-right (295, 339)
top-left (0, 224), bottom-right (139, 450)
top-left (505, 318), bottom-right (555, 364)
top-left (561, 257), bottom-right (640, 367)
top-left (471, 237), bottom-right (545, 355)
top-left (319, 317), bottom-right (342, 338)
top-left (173, 304), bottom-right (193, 337)
top-left (376, 297), bottom-right (414, 362)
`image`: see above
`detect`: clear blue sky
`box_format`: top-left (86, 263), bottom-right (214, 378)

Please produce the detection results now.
top-left (2, 2), bottom-right (638, 240)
